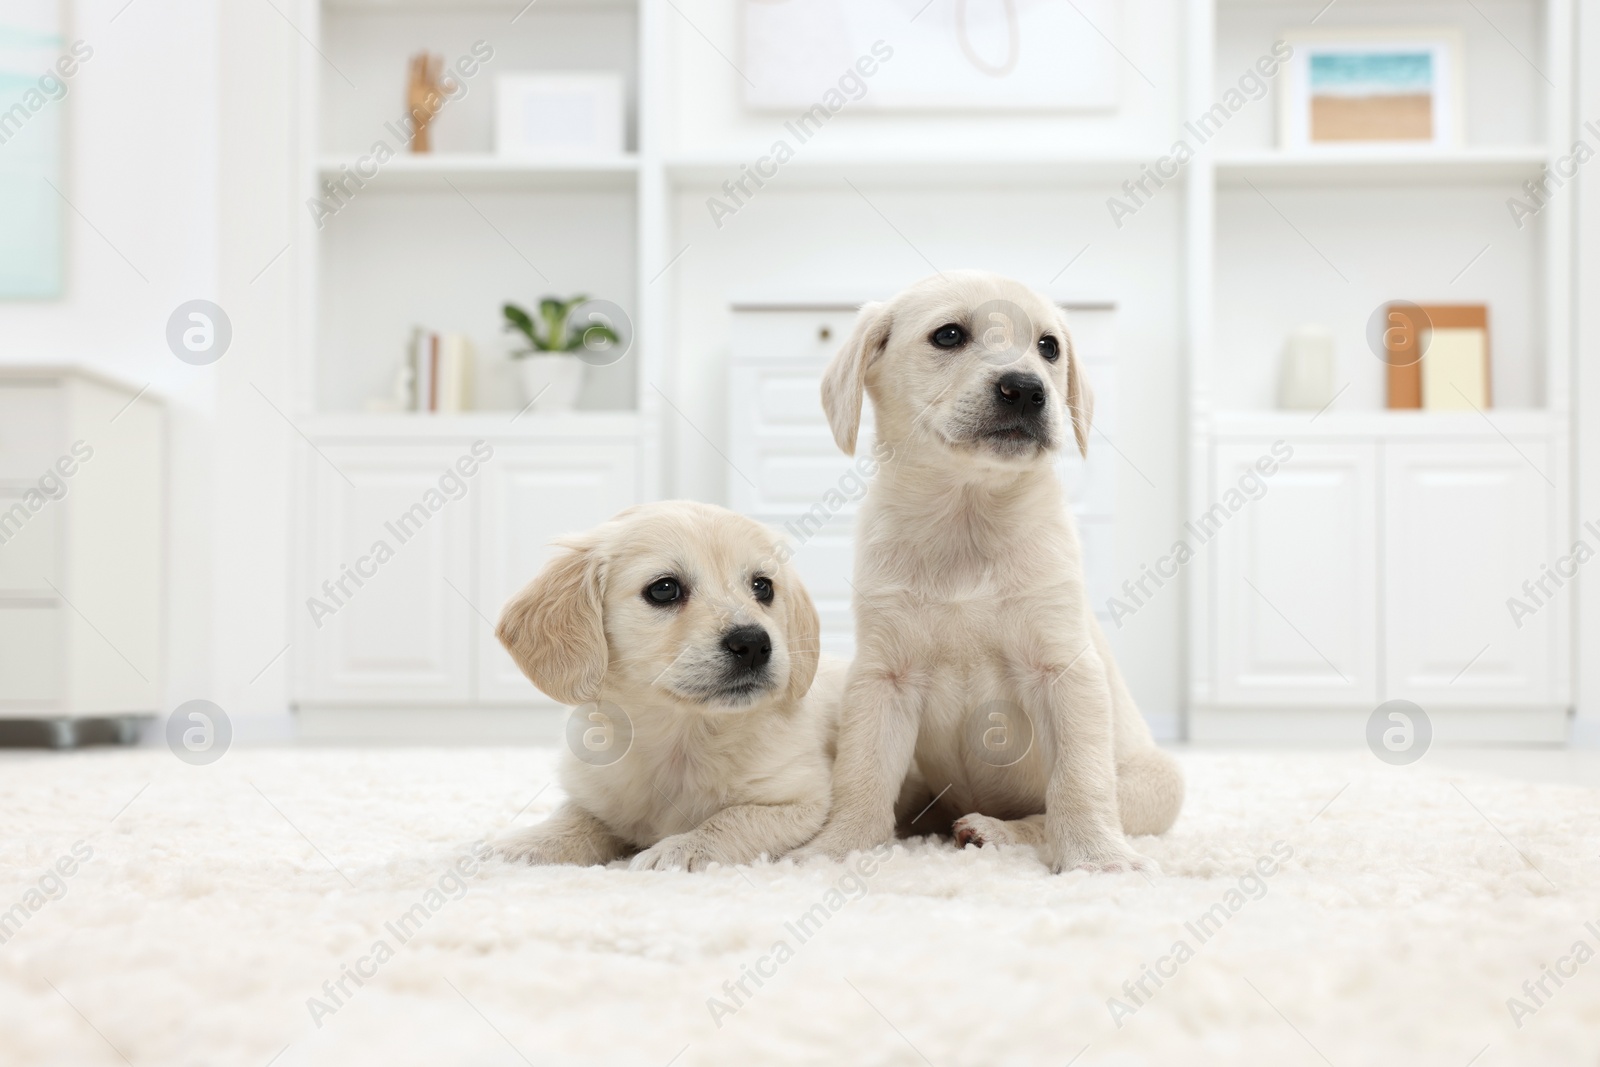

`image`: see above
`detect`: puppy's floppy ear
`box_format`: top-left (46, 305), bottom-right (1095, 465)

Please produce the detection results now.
top-left (1063, 326), bottom-right (1094, 458)
top-left (496, 535), bottom-right (607, 706)
top-left (780, 567), bottom-right (821, 708)
top-left (821, 301), bottom-right (890, 456)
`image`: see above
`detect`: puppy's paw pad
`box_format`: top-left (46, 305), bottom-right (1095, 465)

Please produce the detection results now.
top-left (630, 836), bottom-right (730, 873)
top-left (494, 829), bottom-right (563, 866)
top-left (953, 813), bottom-right (1011, 848)
top-left (1049, 843), bottom-right (1159, 876)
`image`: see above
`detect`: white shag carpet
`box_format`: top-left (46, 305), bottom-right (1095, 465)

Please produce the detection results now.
top-left (1, 747), bottom-right (1597, 1067)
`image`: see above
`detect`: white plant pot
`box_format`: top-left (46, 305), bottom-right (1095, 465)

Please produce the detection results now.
top-left (517, 355), bottom-right (583, 412)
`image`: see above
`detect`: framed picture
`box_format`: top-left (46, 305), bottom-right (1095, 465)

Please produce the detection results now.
top-left (1278, 28), bottom-right (1464, 150)
top-left (0, 0), bottom-right (64, 298)
top-left (741, 0), bottom-right (1120, 113)
top-left (494, 73), bottom-right (625, 159)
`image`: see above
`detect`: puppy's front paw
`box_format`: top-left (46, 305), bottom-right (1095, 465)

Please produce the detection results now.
top-left (789, 822), bottom-right (891, 863)
top-left (1045, 837), bottom-right (1159, 876)
top-left (953, 813), bottom-right (1015, 848)
top-left (495, 826), bottom-right (596, 866)
top-left (629, 834), bottom-right (741, 873)
top-left (499, 825), bottom-right (576, 870)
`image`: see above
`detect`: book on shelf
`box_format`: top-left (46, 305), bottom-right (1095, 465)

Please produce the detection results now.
top-left (408, 328), bottom-right (475, 413)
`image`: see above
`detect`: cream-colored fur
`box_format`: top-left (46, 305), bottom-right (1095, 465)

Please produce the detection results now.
top-left (493, 501), bottom-right (845, 872)
top-left (796, 271), bottom-right (1184, 873)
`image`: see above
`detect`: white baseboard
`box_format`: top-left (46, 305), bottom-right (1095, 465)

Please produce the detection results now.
top-left (1568, 717), bottom-right (1600, 748)
top-left (1189, 705), bottom-right (1570, 745)
top-left (293, 705), bottom-right (566, 744)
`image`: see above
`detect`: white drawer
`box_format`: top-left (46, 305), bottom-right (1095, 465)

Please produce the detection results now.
top-left (1058, 446), bottom-right (1116, 519)
top-left (780, 522), bottom-right (855, 601)
top-left (0, 604), bottom-right (62, 704)
top-left (730, 308), bottom-right (860, 364)
top-left (740, 437), bottom-right (880, 515)
top-left (1077, 516), bottom-right (1117, 619)
top-left (0, 384), bottom-right (64, 481)
top-left (815, 604), bottom-right (855, 659)
top-left (0, 485), bottom-right (59, 594)
top-left (1065, 307), bottom-right (1115, 364)
top-left (729, 364), bottom-right (877, 435)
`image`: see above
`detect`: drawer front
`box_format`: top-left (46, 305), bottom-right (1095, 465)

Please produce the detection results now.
top-left (757, 510), bottom-right (857, 659)
top-left (0, 484), bottom-right (59, 594)
top-left (741, 434), bottom-right (880, 515)
top-left (0, 604), bottom-right (62, 705)
top-left (0, 384), bottom-right (65, 480)
top-left (730, 308), bottom-right (860, 364)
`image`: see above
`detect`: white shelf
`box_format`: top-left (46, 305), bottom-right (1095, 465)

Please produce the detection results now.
top-left (304, 410), bottom-right (641, 440)
top-left (323, 0), bottom-right (635, 10)
top-left (315, 154), bottom-right (639, 191)
top-left (1209, 408), bottom-right (1562, 439)
top-left (664, 152), bottom-right (1166, 189)
top-left (1215, 147), bottom-right (1549, 187)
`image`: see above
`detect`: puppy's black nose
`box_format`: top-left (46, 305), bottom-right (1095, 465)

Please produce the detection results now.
top-left (995, 371), bottom-right (1046, 412)
top-left (721, 626), bottom-right (772, 671)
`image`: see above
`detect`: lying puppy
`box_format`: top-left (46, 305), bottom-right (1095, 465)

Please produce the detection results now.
top-left (494, 501), bottom-right (843, 871)
top-left (798, 270), bottom-right (1184, 873)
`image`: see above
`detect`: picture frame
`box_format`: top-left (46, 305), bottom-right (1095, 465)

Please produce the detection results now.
top-left (741, 0), bottom-right (1121, 113)
top-left (0, 0), bottom-right (65, 298)
top-left (1277, 28), bottom-right (1464, 150)
top-left (494, 73), bottom-right (625, 159)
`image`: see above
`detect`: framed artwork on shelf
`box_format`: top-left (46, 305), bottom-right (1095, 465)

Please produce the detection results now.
top-left (741, 0), bottom-right (1120, 112)
top-left (1278, 28), bottom-right (1464, 150)
top-left (494, 73), bottom-right (625, 160)
top-left (1384, 303), bottom-right (1491, 411)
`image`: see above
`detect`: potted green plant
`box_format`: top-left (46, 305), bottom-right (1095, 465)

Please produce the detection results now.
top-left (502, 295), bottom-right (619, 412)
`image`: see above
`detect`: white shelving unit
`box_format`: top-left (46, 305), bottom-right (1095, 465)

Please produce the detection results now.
top-left (284, 0), bottom-right (1577, 739)
top-left (290, 0), bottom-right (663, 727)
top-left (1186, 0), bottom-right (1574, 741)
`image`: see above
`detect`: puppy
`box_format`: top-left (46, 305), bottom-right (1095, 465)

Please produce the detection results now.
top-left (493, 501), bottom-right (844, 872)
top-left (797, 271), bottom-right (1184, 873)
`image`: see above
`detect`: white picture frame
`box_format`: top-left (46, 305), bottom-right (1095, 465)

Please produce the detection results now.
top-left (741, 0), bottom-right (1121, 113)
top-left (1277, 28), bottom-right (1465, 151)
top-left (494, 73), bottom-right (625, 159)
top-left (0, 0), bottom-right (64, 298)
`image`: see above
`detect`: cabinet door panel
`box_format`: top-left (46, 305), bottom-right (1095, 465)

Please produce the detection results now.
top-left (1214, 442), bottom-right (1378, 704)
top-left (477, 444), bottom-right (637, 703)
top-left (1385, 441), bottom-right (1558, 704)
top-left (303, 447), bottom-right (473, 703)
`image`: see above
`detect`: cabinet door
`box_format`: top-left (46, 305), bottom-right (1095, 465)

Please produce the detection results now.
top-left (477, 444), bottom-right (637, 703)
top-left (1384, 441), bottom-right (1559, 705)
top-left (302, 446), bottom-right (474, 703)
top-left (1213, 442), bottom-right (1378, 704)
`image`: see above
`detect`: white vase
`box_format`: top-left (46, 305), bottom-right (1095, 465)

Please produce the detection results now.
top-left (1278, 325), bottom-right (1336, 410)
top-left (517, 355), bottom-right (583, 412)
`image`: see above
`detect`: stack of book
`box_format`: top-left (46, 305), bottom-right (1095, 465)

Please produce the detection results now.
top-left (408, 328), bottom-right (475, 413)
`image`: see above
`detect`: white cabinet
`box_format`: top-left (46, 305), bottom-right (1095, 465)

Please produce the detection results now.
top-left (1213, 442), bottom-right (1378, 705)
top-left (728, 300), bottom-right (1119, 657)
top-left (0, 368), bottom-right (163, 720)
top-left (477, 444), bottom-right (637, 702)
top-left (1385, 441), bottom-right (1561, 706)
top-left (297, 421), bottom-right (638, 708)
top-left (304, 445), bottom-right (475, 703)
top-left (1197, 414), bottom-right (1569, 739)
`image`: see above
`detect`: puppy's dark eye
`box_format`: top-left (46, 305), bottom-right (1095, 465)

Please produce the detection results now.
top-left (931, 323), bottom-right (967, 349)
top-left (644, 577), bottom-right (683, 605)
top-left (752, 577), bottom-right (773, 603)
top-left (1039, 336), bottom-right (1060, 362)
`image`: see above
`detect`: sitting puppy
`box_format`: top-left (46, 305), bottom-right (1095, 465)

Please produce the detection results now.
top-left (798, 270), bottom-right (1184, 873)
top-left (494, 501), bottom-right (843, 872)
